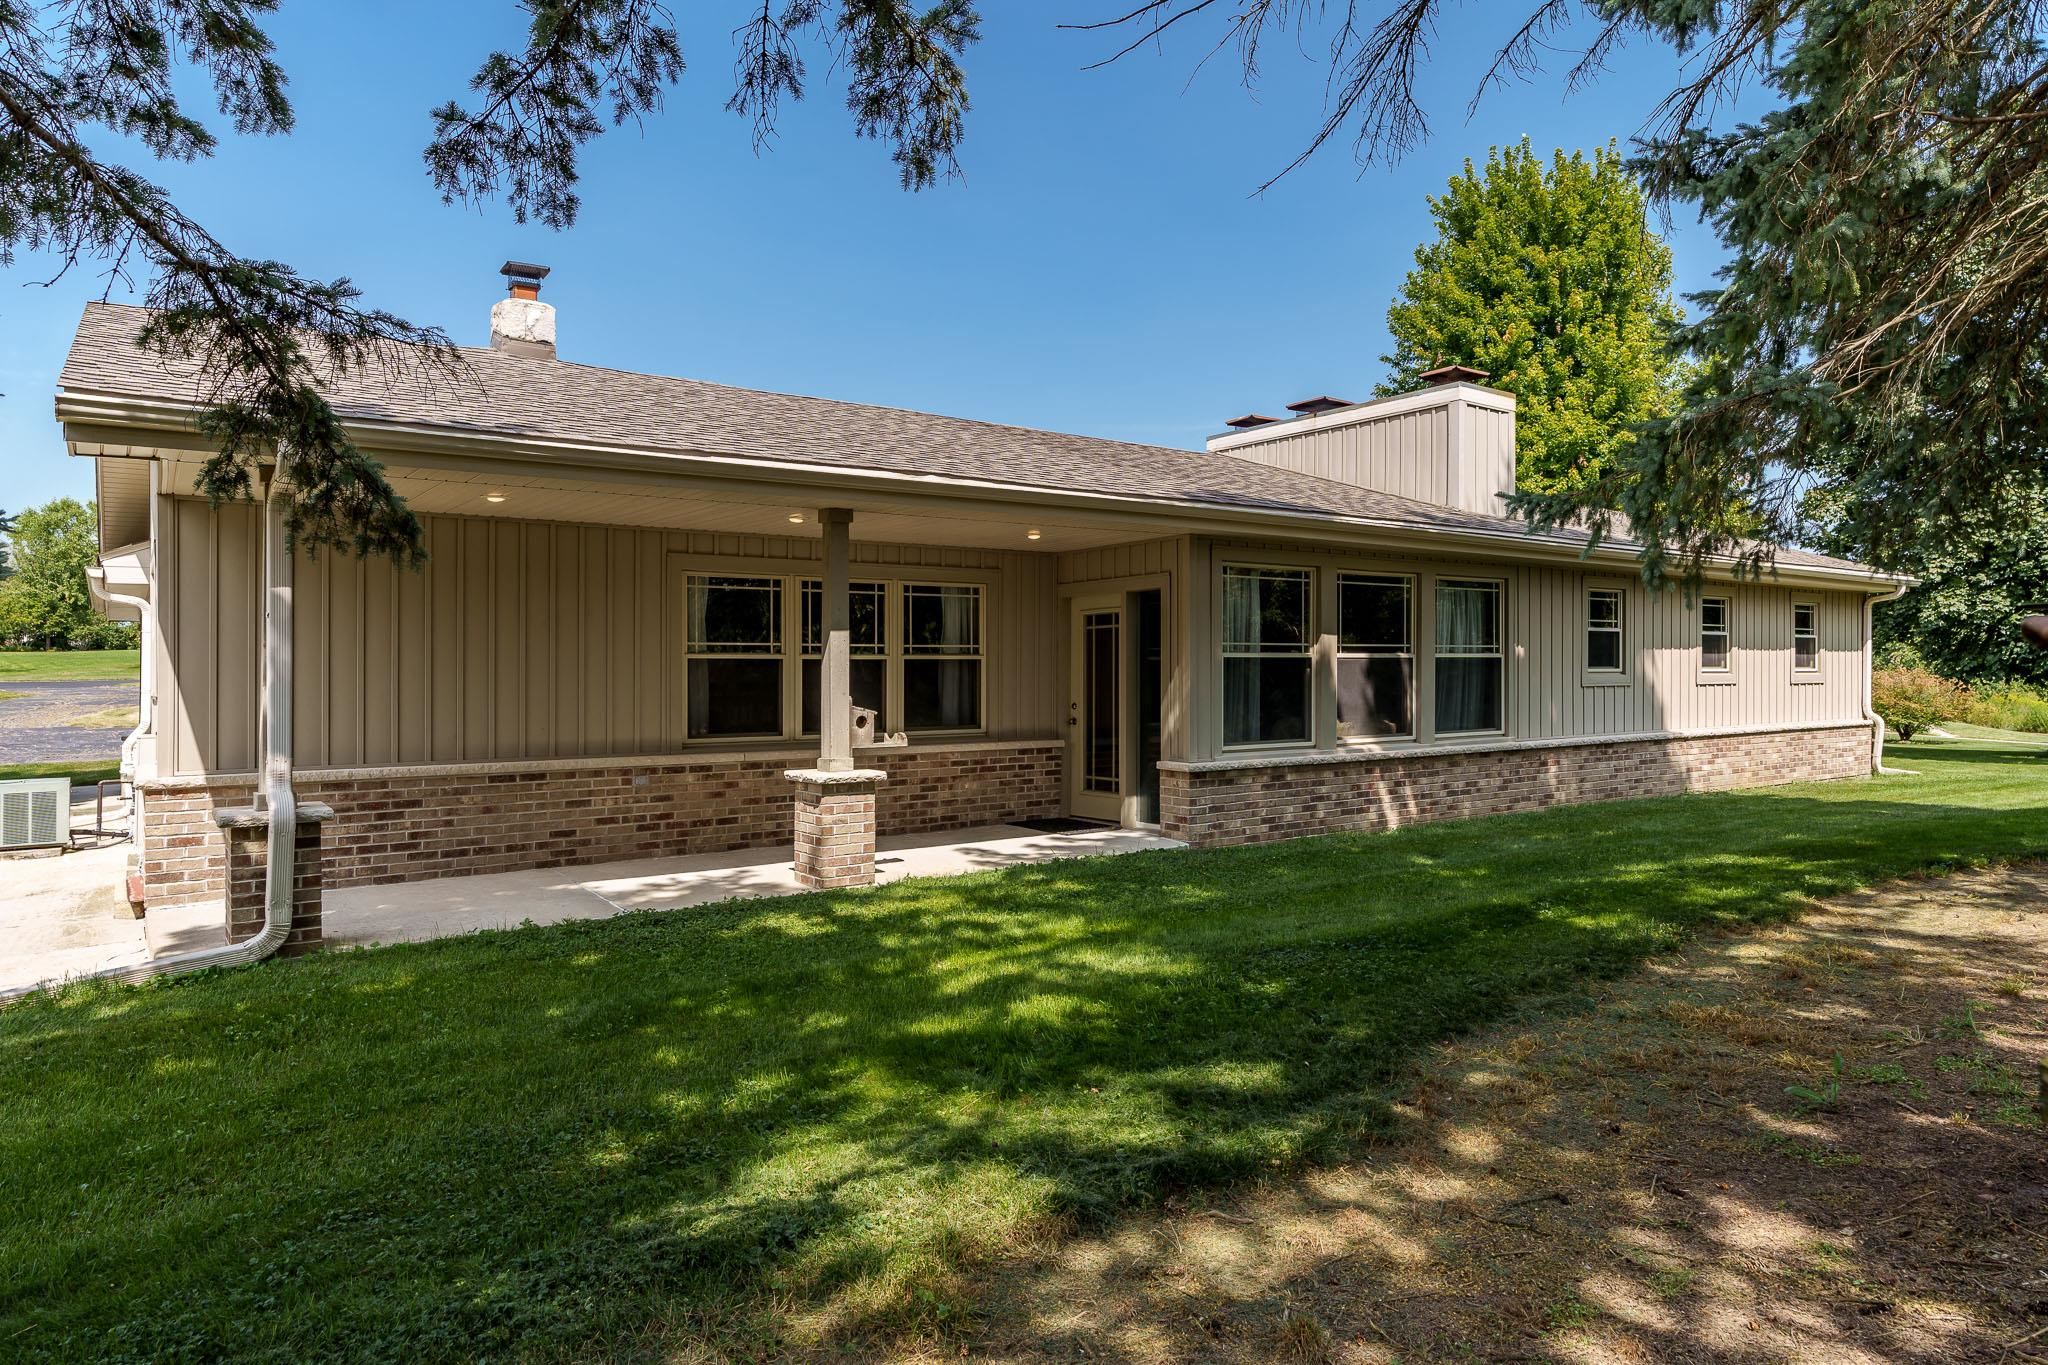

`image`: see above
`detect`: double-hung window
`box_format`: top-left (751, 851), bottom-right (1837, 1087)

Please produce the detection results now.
top-left (1700, 596), bottom-right (1731, 671)
top-left (686, 575), bottom-right (784, 738)
top-left (1336, 573), bottom-right (1413, 738)
top-left (1222, 566), bottom-right (1313, 746)
top-left (1793, 602), bottom-right (1820, 672)
top-left (902, 584), bottom-right (983, 730)
top-left (801, 579), bottom-right (887, 734)
top-left (1586, 588), bottom-right (1624, 673)
top-left (1435, 579), bottom-right (1504, 734)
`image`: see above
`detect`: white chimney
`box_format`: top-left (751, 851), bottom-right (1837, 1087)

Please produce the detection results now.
top-left (1208, 366), bottom-right (1516, 518)
top-left (489, 261), bottom-right (555, 359)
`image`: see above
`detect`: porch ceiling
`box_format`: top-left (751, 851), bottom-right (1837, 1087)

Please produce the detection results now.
top-left (112, 446), bottom-right (1175, 554)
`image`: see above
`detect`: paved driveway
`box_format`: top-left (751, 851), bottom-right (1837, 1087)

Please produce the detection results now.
top-left (0, 680), bottom-right (134, 764)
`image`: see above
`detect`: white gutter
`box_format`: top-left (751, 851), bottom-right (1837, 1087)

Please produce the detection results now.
top-left (54, 388), bottom-right (1917, 593)
top-left (2, 480), bottom-right (299, 1001)
top-left (1864, 582), bottom-right (1912, 774)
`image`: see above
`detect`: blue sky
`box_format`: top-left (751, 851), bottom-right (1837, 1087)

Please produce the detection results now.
top-left (3, 3), bottom-right (1738, 510)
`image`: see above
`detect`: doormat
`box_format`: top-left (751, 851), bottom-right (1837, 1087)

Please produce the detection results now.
top-left (1008, 817), bottom-right (1116, 835)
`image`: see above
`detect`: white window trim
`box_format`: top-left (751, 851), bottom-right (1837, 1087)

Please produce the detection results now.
top-left (681, 572), bottom-right (991, 743)
top-left (1335, 570), bottom-right (1416, 742)
top-left (684, 574), bottom-right (788, 741)
top-left (900, 581), bottom-right (989, 734)
top-left (1791, 600), bottom-right (1823, 681)
top-left (798, 578), bottom-right (890, 738)
top-left (1582, 584), bottom-right (1628, 686)
top-left (1698, 594), bottom-right (1735, 683)
top-left (1220, 562), bottom-right (1317, 752)
top-left (1434, 576), bottom-right (1508, 738)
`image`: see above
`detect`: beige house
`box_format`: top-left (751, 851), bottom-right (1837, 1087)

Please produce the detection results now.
top-left (60, 274), bottom-right (1907, 927)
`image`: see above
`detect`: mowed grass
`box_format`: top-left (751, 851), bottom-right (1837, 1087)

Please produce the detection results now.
top-left (0, 648), bottom-right (140, 682)
top-left (3, 740), bottom-right (2045, 1361)
top-left (0, 761), bottom-right (121, 785)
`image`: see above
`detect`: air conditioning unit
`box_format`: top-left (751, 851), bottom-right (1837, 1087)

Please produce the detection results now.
top-left (0, 778), bottom-right (72, 852)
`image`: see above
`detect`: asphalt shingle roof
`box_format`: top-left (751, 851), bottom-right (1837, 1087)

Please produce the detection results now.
top-left (59, 302), bottom-right (1877, 575)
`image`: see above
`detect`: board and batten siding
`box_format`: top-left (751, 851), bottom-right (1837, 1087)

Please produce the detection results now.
top-left (1190, 536), bottom-right (1870, 761)
top-left (1212, 390), bottom-right (1518, 517)
top-left (154, 497), bottom-right (1062, 776)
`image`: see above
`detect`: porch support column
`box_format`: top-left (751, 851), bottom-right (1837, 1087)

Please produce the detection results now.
top-left (789, 507), bottom-right (883, 890)
top-left (818, 507), bottom-right (855, 773)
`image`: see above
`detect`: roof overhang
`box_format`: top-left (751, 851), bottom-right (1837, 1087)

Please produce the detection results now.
top-left (56, 387), bottom-right (1914, 591)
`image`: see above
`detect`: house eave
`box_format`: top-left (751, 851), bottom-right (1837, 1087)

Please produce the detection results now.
top-left (55, 386), bottom-right (1912, 591)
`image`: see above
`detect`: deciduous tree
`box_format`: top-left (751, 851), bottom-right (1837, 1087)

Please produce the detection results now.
top-left (1379, 141), bottom-right (1681, 499)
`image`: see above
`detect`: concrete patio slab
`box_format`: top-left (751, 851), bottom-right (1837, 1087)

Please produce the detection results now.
top-left (0, 801), bottom-right (142, 995)
top-left (324, 823), bottom-right (1182, 948)
top-left (3, 819), bottom-right (1182, 991)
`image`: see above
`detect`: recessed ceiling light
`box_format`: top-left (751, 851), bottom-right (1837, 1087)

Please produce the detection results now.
top-left (484, 492), bottom-right (507, 503)
top-left (1026, 528), bottom-right (1042, 541)
top-left (788, 513), bottom-right (805, 524)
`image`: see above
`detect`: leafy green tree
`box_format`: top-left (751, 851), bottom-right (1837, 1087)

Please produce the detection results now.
top-left (1078, 1), bottom-right (2048, 581)
top-left (1832, 482), bottom-right (2048, 687)
top-left (1378, 141), bottom-right (1682, 499)
top-left (0, 508), bottom-right (13, 580)
top-left (0, 498), bottom-right (135, 649)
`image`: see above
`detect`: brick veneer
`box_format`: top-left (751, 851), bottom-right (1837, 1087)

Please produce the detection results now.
top-left (1160, 723), bottom-right (1875, 847)
top-left (789, 773), bottom-right (883, 890)
top-left (221, 807), bottom-right (327, 956)
top-left (136, 740), bottom-right (1062, 909)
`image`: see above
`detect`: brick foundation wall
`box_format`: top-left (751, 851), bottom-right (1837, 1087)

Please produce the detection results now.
top-left (1160, 723), bottom-right (1875, 848)
top-left (223, 812), bottom-right (325, 956)
top-left (136, 741), bottom-right (1062, 908)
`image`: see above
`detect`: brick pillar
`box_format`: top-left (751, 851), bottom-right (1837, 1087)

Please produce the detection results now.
top-left (215, 802), bottom-right (332, 957)
top-left (786, 768), bottom-right (886, 891)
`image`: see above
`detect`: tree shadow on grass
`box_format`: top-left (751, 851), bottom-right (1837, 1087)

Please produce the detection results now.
top-left (1, 752), bottom-right (2045, 1361)
top-left (969, 863), bottom-right (2048, 1363)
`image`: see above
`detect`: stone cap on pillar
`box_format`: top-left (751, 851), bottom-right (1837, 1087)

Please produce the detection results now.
top-left (213, 801), bottom-right (337, 829)
top-left (785, 768), bottom-right (888, 786)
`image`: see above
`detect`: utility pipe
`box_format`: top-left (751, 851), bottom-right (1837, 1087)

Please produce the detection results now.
top-left (1, 482), bottom-right (299, 1000)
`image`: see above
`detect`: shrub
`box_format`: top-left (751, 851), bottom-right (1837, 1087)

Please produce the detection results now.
top-left (1874, 640), bottom-right (1930, 671)
top-left (1872, 666), bottom-right (1967, 740)
top-left (1964, 682), bottom-right (2048, 735)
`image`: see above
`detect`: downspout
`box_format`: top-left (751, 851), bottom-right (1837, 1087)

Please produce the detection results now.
top-left (1864, 583), bottom-right (1910, 775)
top-left (2, 476), bottom-right (298, 998)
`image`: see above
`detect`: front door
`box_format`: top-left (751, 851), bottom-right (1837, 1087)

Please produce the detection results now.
top-left (1068, 597), bottom-right (1124, 823)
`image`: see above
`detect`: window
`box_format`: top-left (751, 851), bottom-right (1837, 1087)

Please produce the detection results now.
top-left (1586, 588), bottom-right (1624, 672)
top-left (800, 580), bottom-right (887, 734)
top-left (1336, 573), bottom-right (1413, 738)
top-left (1793, 602), bottom-right (1819, 671)
top-left (1435, 579), bottom-right (1504, 734)
top-left (686, 576), bottom-right (783, 738)
top-left (902, 584), bottom-right (983, 730)
top-left (1700, 596), bottom-right (1731, 671)
top-left (1222, 566), bottom-right (1312, 746)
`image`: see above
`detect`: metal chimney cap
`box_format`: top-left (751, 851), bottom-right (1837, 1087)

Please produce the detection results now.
top-left (499, 261), bottom-right (551, 282)
top-left (1284, 395), bottom-right (1353, 415)
top-left (1417, 363), bottom-right (1490, 385)
top-left (1223, 413), bottom-right (1282, 430)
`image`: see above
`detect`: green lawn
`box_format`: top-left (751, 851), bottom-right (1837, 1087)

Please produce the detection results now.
top-left (4, 740), bottom-right (2045, 1361)
top-left (0, 648), bottom-right (140, 682)
top-left (0, 761), bottom-right (121, 786)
